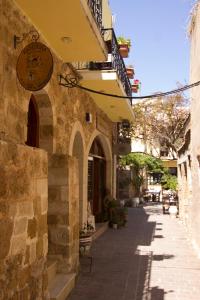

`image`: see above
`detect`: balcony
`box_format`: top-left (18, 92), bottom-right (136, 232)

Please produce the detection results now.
top-left (14, 0), bottom-right (109, 62)
top-left (73, 29), bottom-right (134, 122)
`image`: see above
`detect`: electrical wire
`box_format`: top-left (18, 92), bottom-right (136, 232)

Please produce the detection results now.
top-left (59, 75), bottom-right (200, 100)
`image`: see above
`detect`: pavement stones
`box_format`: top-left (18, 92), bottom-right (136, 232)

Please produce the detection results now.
top-left (67, 204), bottom-right (200, 300)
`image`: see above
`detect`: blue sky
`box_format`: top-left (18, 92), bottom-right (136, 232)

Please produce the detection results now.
top-left (109, 0), bottom-right (196, 96)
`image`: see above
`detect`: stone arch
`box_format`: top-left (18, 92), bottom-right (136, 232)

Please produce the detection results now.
top-left (86, 130), bottom-right (112, 220)
top-left (69, 122), bottom-right (87, 227)
top-left (26, 91), bottom-right (54, 153)
top-left (87, 130), bottom-right (112, 189)
top-left (69, 121), bottom-right (86, 156)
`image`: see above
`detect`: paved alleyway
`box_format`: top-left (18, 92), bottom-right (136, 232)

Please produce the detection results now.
top-left (68, 204), bottom-right (200, 300)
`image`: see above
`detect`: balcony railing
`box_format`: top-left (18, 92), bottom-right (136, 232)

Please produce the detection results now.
top-left (102, 28), bottom-right (132, 100)
top-left (88, 0), bottom-right (103, 32)
top-left (73, 28), bottom-right (132, 103)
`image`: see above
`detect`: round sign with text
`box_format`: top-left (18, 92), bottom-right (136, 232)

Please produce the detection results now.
top-left (16, 42), bottom-right (53, 91)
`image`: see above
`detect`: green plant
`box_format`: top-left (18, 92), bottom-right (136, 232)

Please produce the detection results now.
top-left (79, 222), bottom-right (95, 237)
top-left (120, 153), bottom-right (165, 197)
top-left (110, 207), bottom-right (127, 227)
top-left (117, 36), bottom-right (131, 47)
top-left (161, 174), bottom-right (178, 191)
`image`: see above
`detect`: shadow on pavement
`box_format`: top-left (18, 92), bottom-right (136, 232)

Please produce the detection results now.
top-left (153, 235), bottom-right (164, 239)
top-left (149, 286), bottom-right (165, 300)
top-left (68, 206), bottom-right (174, 300)
top-left (153, 254), bottom-right (174, 261)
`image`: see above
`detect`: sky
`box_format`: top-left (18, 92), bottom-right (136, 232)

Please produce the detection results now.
top-left (109, 0), bottom-right (196, 97)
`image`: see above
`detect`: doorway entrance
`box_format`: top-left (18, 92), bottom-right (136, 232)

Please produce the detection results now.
top-left (88, 138), bottom-right (106, 220)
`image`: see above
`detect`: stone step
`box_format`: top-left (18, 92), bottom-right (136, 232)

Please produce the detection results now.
top-left (49, 273), bottom-right (76, 300)
top-left (47, 260), bottom-right (57, 285)
top-left (92, 221), bottom-right (109, 241)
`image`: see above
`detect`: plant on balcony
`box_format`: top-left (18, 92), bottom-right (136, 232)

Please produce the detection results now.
top-left (126, 65), bottom-right (135, 79)
top-left (132, 79), bottom-right (140, 93)
top-left (117, 36), bottom-right (131, 58)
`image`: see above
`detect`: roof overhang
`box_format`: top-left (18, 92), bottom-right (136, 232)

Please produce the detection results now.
top-left (14, 0), bottom-right (108, 62)
top-left (78, 70), bottom-right (134, 122)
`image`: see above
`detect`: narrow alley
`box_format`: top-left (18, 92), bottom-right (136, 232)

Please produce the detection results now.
top-left (68, 205), bottom-right (200, 300)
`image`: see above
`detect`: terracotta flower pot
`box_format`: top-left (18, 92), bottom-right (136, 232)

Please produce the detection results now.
top-left (132, 84), bottom-right (139, 93)
top-left (126, 67), bottom-right (134, 79)
top-left (119, 44), bottom-right (129, 58)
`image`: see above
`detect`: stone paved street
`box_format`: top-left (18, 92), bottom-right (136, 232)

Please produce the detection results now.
top-left (67, 204), bottom-right (200, 300)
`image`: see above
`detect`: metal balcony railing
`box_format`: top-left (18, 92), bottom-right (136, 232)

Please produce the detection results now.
top-left (104, 28), bottom-right (132, 101)
top-left (91, 28), bottom-right (132, 102)
top-left (88, 0), bottom-right (103, 32)
top-left (73, 28), bottom-right (132, 104)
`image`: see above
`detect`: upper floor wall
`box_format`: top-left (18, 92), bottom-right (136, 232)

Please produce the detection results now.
top-left (0, 0), bottom-right (114, 154)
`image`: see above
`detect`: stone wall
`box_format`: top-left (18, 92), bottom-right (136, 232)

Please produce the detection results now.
top-left (48, 154), bottom-right (79, 273)
top-left (0, 0), bottom-right (114, 297)
top-left (0, 141), bottom-right (48, 299)
top-left (189, 3), bottom-right (200, 254)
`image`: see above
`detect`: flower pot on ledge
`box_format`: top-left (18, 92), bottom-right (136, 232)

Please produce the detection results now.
top-left (119, 44), bottom-right (130, 58)
top-left (132, 84), bottom-right (139, 93)
top-left (126, 67), bottom-right (134, 79)
top-left (79, 233), bottom-right (93, 256)
top-left (132, 80), bottom-right (140, 93)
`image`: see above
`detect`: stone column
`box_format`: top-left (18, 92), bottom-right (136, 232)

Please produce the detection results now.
top-left (48, 154), bottom-right (79, 272)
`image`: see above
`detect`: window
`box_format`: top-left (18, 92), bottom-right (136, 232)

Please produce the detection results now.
top-left (26, 95), bottom-right (39, 148)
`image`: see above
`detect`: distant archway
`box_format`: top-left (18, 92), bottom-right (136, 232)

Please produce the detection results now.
top-left (87, 132), bottom-right (112, 220)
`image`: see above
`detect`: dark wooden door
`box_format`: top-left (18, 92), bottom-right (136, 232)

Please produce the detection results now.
top-left (92, 158), bottom-right (106, 216)
top-left (26, 96), bottom-right (39, 147)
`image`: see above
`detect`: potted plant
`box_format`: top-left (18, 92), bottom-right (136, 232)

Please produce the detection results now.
top-left (110, 210), bottom-right (120, 229)
top-left (79, 222), bottom-right (95, 255)
top-left (132, 79), bottom-right (140, 93)
top-left (126, 65), bottom-right (135, 79)
top-left (117, 36), bottom-right (131, 58)
top-left (110, 206), bottom-right (128, 229)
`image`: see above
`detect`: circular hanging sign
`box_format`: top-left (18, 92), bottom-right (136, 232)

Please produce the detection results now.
top-left (16, 42), bottom-right (53, 91)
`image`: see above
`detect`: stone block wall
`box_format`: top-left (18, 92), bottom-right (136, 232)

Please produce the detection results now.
top-left (0, 140), bottom-right (48, 299)
top-left (0, 0), bottom-right (114, 296)
top-left (189, 3), bottom-right (200, 253)
top-left (48, 154), bottom-right (79, 272)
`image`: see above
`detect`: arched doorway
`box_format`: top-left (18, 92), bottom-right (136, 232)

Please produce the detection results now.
top-left (88, 137), bottom-right (106, 220)
top-left (26, 93), bottom-right (53, 152)
top-left (26, 95), bottom-right (39, 147)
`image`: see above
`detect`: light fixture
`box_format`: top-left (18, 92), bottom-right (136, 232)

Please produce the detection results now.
top-left (86, 113), bottom-right (92, 123)
top-left (61, 36), bottom-right (72, 44)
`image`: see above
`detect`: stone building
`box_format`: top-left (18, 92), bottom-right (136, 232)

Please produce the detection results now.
top-left (183, 0), bottom-right (200, 255)
top-left (0, 0), bottom-right (134, 299)
top-left (177, 116), bottom-right (191, 226)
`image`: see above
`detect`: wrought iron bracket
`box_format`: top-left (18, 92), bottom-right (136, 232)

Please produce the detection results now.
top-left (14, 30), bottom-right (39, 49)
top-left (58, 74), bottom-right (79, 88)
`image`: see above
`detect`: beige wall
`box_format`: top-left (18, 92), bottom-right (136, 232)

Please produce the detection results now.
top-left (188, 2), bottom-right (200, 254)
top-left (0, 0), bottom-right (114, 298)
